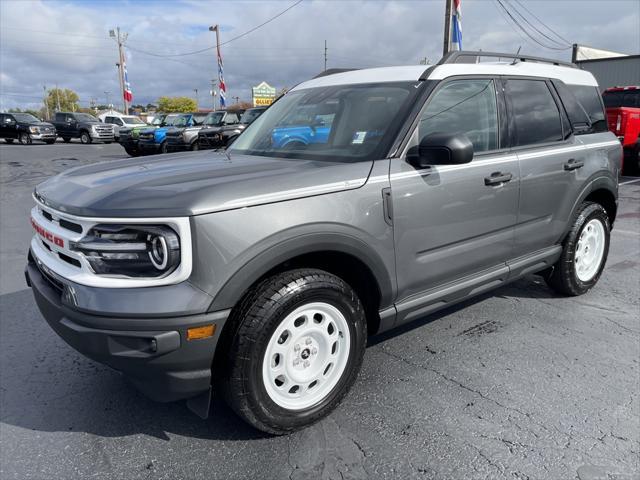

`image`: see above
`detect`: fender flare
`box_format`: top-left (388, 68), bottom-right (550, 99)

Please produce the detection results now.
top-left (563, 173), bottom-right (618, 241)
top-left (208, 232), bottom-right (395, 312)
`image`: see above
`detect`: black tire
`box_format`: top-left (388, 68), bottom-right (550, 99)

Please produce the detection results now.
top-left (62, 137), bottom-right (71, 143)
top-left (4, 138), bottom-right (14, 144)
top-left (45, 139), bottom-right (56, 145)
top-left (80, 131), bottom-right (92, 144)
top-left (159, 141), bottom-right (168, 154)
top-left (104, 141), bottom-right (112, 144)
top-left (221, 268), bottom-right (367, 435)
top-left (124, 147), bottom-right (139, 157)
top-left (546, 202), bottom-right (610, 296)
top-left (190, 141), bottom-right (199, 151)
top-left (19, 133), bottom-right (32, 145)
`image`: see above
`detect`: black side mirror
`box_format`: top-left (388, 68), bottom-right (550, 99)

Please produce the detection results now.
top-left (406, 132), bottom-right (474, 169)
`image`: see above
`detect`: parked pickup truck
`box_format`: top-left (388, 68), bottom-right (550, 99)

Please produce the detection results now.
top-left (51, 112), bottom-right (114, 144)
top-left (138, 113), bottom-right (200, 154)
top-left (0, 112), bottom-right (57, 144)
top-left (100, 113), bottom-right (147, 140)
top-left (603, 86), bottom-right (640, 173)
top-left (198, 108), bottom-right (264, 149)
top-left (118, 114), bottom-right (170, 157)
top-left (164, 112), bottom-right (210, 151)
top-left (26, 51), bottom-right (621, 435)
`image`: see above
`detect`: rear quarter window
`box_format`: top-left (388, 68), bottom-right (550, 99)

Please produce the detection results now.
top-left (569, 85), bottom-right (607, 133)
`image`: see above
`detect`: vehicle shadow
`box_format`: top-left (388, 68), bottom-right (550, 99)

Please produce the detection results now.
top-left (0, 275), bottom-right (560, 442)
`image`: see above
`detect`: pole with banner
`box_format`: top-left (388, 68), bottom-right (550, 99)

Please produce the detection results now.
top-left (209, 25), bottom-right (226, 110)
top-left (451, 0), bottom-right (462, 51)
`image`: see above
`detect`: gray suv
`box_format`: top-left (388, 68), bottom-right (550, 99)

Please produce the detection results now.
top-left (25, 51), bottom-right (621, 434)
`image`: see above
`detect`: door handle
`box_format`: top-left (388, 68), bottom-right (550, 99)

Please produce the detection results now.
top-left (564, 159), bottom-right (584, 171)
top-left (484, 172), bottom-right (513, 186)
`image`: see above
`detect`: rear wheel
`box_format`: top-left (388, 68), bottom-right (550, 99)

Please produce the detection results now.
top-left (80, 131), bottom-right (92, 144)
top-left (546, 202), bottom-right (610, 296)
top-left (19, 133), bottom-right (32, 145)
top-left (222, 269), bottom-right (367, 435)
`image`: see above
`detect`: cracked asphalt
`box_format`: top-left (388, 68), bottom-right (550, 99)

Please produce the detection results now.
top-left (1, 141), bottom-right (639, 480)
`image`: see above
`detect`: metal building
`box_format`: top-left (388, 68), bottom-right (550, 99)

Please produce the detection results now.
top-left (576, 55), bottom-right (640, 90)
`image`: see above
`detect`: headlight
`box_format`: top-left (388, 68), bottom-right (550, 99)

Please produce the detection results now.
top-left (29, 126), bottom-right (39, 134)
top-left (71, 224), bottom-right (180, 277)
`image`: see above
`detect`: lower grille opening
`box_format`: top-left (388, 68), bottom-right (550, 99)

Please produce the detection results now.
top-left (58, 252), bottom-right (81, 268)
top-left (41, 240), bottom-right (52, 252)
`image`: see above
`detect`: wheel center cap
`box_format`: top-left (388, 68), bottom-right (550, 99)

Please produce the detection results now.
top-left (301, 348), bottom-right (310, 360)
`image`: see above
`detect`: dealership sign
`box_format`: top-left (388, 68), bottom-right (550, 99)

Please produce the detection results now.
top-left (252, 81), bottom-right (277, 107)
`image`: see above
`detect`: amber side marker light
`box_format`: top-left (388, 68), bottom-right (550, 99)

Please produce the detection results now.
top-left (187, 324), bottom-right (216, 341)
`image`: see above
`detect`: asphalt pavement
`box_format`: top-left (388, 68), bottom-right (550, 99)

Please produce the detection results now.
top-left (0, 140), bottom-right (638, 480)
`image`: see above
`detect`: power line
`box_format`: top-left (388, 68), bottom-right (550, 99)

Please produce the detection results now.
top-left (494, 0), bottom-right (570, 51)
top-left (512, 0), bottom-right (572, 46)
top-left (127, 0), bottom-right (304, 58)
top-left (508, 0), bottom-right (570, 49)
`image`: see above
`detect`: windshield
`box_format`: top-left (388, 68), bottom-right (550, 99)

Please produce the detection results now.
top-left (122, 116), bottom-right (145, 125)
top-left (75, 113), bottom-right (98, 122)
top-left (240, 109), bottom-right (264, 124)
top-left (229, 83), bottom-right (415, 162)
top-left (603, 90), bottom-right (640, 108)
top-left (204, 112), bottom-right (225, 126)
top-left (160, 115), bottom-right (180, 126)
top-left (12, 113), bottom-right (40, 123)
top-left (172, 115), bottom-right (192, 127)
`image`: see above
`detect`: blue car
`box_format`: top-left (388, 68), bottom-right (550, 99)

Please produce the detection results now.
top-left (271, 109), bottom-right (334, 149)
top-left (138, 113), bottom-right (202, 154)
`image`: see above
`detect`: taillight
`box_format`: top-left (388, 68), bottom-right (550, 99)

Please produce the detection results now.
top-left (616, 114), bottom-right (622, 132)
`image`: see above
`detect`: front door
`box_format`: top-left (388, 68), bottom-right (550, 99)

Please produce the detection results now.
top-left (390, 78), bottom-right (518, 311)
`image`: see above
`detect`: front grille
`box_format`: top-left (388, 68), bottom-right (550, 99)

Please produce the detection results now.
top-left (60, 218), bottom-right (82, 233)
top-left (35, 257), bottom-right (64, 294)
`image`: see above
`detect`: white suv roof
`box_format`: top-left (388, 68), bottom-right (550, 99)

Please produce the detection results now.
top-left (294, 52), bottom-right (598, 91)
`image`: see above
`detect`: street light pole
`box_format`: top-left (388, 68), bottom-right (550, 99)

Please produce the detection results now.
top-left (110, 27), bottom-right (129, 114)
top-left (42, 85), bottom-right (49, 120)
top-left (443, 0), bottom-right (453, 56)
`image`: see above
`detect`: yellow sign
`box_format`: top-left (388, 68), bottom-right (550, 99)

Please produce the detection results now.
top-left (252, 81), bottom-right (276, 108)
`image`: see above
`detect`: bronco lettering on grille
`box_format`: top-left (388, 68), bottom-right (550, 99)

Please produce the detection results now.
top-left (31, 218), bottom-right (65, 248)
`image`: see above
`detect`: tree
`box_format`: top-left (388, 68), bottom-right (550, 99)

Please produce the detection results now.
top-left (157, 96), bottom-right (197, 113)
top-left (47, 88), bottom-right (80, 113)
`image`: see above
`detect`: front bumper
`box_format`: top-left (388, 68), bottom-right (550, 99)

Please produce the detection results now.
top-left (138, 140), bottom-right (161, 153)
top-left (166, 136), bottom-right (190, 151)
top-left (118, 137), bottom-right (138, 150)
top-left (25, 252), bottom-right (229, 404)
top-left (30, 132), bottom-right (57, 141)
top-left (198, 133), bottom-right (224, 149)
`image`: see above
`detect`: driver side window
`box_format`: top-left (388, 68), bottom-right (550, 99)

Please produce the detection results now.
top-left (418, 79), bottom-right (498, 154)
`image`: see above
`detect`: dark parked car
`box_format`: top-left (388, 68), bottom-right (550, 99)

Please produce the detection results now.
top-left (0, 113), bottom-right (57, 144)
top-left (164, 112), bottom-right (210, 152)
top-left (118, 114), bottom-right (168, 157)
top-left (51, 112), bottom-right (114, 144)
top-left (198, 107), bottom-right (265, 149)
top-left (138, 113), bottom-right (200, 154)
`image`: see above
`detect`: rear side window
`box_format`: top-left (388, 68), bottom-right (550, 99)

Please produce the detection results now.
top-left (506, 79), bottom-right (563, 146)
top-left (570, 85), bottom-right (608, 133)
top-left (419, 79), bottom-right (499, 153)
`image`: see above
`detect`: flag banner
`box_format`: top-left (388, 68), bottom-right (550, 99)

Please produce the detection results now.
top-left (217, 45), bottom-right (226, 109)
top-left (452, 0), bottom-right (462, 51)
top-left (123, 61), bottom-right (133, 104)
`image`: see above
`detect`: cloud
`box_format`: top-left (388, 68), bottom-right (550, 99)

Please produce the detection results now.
top-left (1, 0), bottom-right (638, 112)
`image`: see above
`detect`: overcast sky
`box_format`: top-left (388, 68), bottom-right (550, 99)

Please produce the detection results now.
top-left (1, 0), bottom-right (638, 112)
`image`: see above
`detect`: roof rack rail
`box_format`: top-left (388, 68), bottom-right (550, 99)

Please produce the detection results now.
top-left (438, 50), bottom-right (576, 69)
top-left (312, 68), bottom-right (359, 79)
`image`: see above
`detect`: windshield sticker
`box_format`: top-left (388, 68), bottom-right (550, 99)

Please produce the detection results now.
top-left (352, 131), bottom-right (367, 144)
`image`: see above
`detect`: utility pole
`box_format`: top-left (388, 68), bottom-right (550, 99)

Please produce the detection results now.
top-left (194, 88), bottom-right (199, 110)
top-left (104, 91), bottom-right (111, 108)
top-left (324, 40), bottom-right (328, 71)
top-left (443, 0), bottom-right (453, 56)
top-left (42, 85), bottom-right (49, 120)
top-left (210, 79), bottom-right (217, 110)
top-left (110, 27), bottom-right (129, 114)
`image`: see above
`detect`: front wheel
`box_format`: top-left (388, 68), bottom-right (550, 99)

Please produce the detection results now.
top-left (45, 139), bottom-right (56, 145)
top-left (19, 133), bottom-right (32, 145)
top-left (4, 138), bottom-right (14, 144)
top-left (222, 269), bottom-right (367, 435)
top-left (546, 202), bottom-right (610, 296)
top-left (159, 141), bottom-right (168, 154)
top-left (190, 142), bottom-right (199, 151)
top-left (62, 137), bottom-right (71, 143)
top-left (80, 131), bottom-right (92, 144)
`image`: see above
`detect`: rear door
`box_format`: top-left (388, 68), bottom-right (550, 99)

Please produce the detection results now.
top-left (505, 78), bottom-right (587, 257)
top-left (390, 77), bottom-right (518, 305)
top-left (3, 114), bottom-right (18, 139)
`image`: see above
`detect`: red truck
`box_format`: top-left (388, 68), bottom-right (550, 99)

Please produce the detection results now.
top-left (602, 86), bottom-right (640, 174)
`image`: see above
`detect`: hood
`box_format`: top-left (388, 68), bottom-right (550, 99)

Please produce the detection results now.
top-left (31, 121), bottom-right (55, 128)
top-left (34, 151), bottom-right (373, 218)
top-left (200, 126), bottom-right (224, 134)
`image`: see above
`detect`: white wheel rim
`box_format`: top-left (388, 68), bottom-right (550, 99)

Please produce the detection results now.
top-left (574, 219), bottom-right (606, 282)
top-left (262, 302), bottom-right (351, 411)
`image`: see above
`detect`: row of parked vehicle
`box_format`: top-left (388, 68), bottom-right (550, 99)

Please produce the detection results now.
top-left (116, 107), bottom-right (266, 156)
